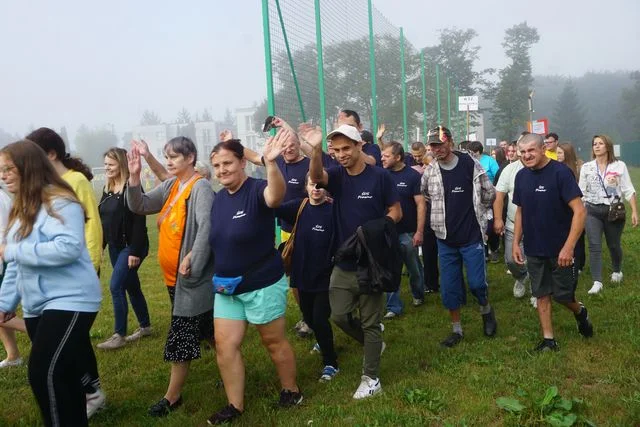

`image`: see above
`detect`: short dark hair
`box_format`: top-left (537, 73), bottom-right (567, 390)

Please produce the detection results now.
top-left (467, 141), bottom-right (484, 154)
top-left (164, 136), bottom-right (198, 166)
top-left (410, 141), bottom-right (425, 151)
top-left (360, 130), bottom-right (374, 144)
top-left (384, 141), bottom-right (405, 159)
top-left (545, 132), bottom-right (559, 141)
top-left (211, 139), bottom-right (244, 160)
top-left (341, 109), bottom-right (361, 126)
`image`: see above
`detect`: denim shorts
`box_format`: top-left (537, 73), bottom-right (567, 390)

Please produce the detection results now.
top-left (214, 278), bottom-right (288, 324)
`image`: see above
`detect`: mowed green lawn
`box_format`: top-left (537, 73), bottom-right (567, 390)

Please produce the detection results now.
top-left (1, 170), bottom-right (640, 426)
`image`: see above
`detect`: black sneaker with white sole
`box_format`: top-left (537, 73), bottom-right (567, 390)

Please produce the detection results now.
top-left (574, 304), bottom-right (594, 338)
top-left (278, 389), bottom-right (303, 408)
top-left (440, 332), bottom-right (463, 348)
top-left (533, 338), bottom-right (559, 352)
top-left (207, 404), bottom-right (242, 425)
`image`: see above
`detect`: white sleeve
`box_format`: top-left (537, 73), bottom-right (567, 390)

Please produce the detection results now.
top-left (619, 162), bottom-right (636, 201)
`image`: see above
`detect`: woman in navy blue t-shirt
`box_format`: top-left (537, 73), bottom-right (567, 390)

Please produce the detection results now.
top-left (207, 131), bottom-right (302, 424)
top-left (276, 174), bottom-right (338, 382)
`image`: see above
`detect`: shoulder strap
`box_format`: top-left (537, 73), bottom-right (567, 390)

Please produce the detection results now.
top-left (287, 198), bottom-right (309, 238)
top-left (595, 168), bottom-right (616, 201)
top-left (157, 174), bottom-right (201, 228)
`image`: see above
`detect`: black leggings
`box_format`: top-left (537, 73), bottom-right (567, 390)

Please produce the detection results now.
top-left (25, 310), bottom-right (98, 427)
top-left (298, 290), bottom-right (337, 368)
top-left (422, 230), bottom-right (439, 291)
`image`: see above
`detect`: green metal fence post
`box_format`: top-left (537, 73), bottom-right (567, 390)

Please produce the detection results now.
top-left (455, 86), bottom-right (460, 141)
top-left (261, 0), bottom-right (280, 244)
top-left (400, 27), bottom-right (408, 148)
top-left (435, 64), bottom-right (441, 124)
top-left (262, 0), bottom-right (275, 117)
top-left (274, 0), bottom-right (306, 122)
top-left (447, 77), bottom-right (452, 130)
top-left (367, 0), bottom-right (378, 133)
top-left (420, 51), bottom-right (427, 143)
top-left (314, 0), bottom-right (327, 149)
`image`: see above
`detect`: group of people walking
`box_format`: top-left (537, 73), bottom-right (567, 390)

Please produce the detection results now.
top-left (0, 115), bottom-right (636, 426)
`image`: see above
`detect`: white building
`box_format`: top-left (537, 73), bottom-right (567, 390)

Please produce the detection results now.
top-left (236, 106), bottom-right (265, 152)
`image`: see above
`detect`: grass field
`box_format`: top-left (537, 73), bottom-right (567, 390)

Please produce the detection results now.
top-left (1, 170), bottom-right (639, 426)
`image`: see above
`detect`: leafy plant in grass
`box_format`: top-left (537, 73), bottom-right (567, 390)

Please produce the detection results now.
top-left (404, 387), bottom-right (446, 414)
top-left (496, 386), bottom-right (595, 426)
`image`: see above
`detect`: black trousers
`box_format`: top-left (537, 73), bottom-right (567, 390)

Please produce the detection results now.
top-left (422, 230), bottom-right (440, 291)
top-left (25, 310), bottom-right (98, 427)
top-left (298, 290), bottom-right (337, 368)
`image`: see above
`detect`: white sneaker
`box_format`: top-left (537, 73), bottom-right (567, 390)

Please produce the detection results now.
top-left (588, 281), bottom-right (603, 295)
top-left (86, 388), bottom-right (106, 418)
top-left (97, 334), bottom-right (126, 350)
top-left (353, 375), bottom-right (382, 399)
top-left (0, 357), bottom-right (23, 368)
top-left (125, 326), bottom-right (152, 342)
top-left (296, 321), bottom-right (313, 338)
top-left (383, 311), bottom-right (398, 319)
top-left (513, 275), bottom-right (528, 299)
top-left (379, 322), bottom-right (385, 332)
top-left (611, 272), bottom-right (623, 283)
top-left (530, 297), bottom-right (538, 308)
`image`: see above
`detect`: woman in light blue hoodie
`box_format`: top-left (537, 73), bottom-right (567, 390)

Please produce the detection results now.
top-left (0, 140), bottom-right (102, 427)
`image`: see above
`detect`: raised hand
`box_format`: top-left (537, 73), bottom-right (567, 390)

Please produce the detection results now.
top-left (376, 123), bottom-right (386, 140)
top-left (298, 123), bottom-right (323, 149)
top-left (127, 145), bottom-right (142, 178)
top-left (263, 128), bottom-right (290, 162)
top-left (132, 139), bottom-right (150, 158)
top-left (219, 129), bottom-right (233, 142)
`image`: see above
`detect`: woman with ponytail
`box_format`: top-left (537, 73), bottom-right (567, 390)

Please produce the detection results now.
top-left (26, 128), bottom-right (103, 273)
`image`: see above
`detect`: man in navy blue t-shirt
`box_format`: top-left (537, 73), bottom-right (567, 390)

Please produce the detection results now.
top-left (421, 126), bottom-right (497, 348)
top-left (512, 133), bottom-right (593, 352)
top-left (381, 142), bottom-right (426, 317)
top-left (301, 122), bottom-right (401, 400)
top-left (337, 109), bottom-right (380, 167)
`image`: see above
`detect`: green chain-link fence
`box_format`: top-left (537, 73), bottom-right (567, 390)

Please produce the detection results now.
top-left (262, 0), bottom-right (465, 148)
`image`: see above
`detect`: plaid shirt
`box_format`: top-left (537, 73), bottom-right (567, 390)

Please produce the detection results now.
top-left (421, 151), bottom-right (496, 241)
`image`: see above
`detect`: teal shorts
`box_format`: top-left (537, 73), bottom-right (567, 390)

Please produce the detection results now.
top-left (214, 278), bottom-right (288, 325)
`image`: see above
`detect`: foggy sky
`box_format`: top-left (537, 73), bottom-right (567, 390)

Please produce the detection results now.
top-left (1, 0), bottom-right (638, 141)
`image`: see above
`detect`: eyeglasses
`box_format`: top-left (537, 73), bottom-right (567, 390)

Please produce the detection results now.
top-left (0, 165), bottom-right (16, 175)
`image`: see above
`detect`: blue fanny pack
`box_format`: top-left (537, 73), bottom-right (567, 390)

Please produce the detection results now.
top-left (212, 275), bottom-right (243, 295)
top-left (212, 251), bottom-right (275, 296)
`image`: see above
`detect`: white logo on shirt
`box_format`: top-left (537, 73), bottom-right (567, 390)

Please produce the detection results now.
top-left (452, 186), bottom-right (464, 193)
top-left (288, 178), bottom-right (300, 185)
top-left (397, 182), bottom-right (408, 188)
top-left (232, 210), bottom-right (246, 219)
top-left (358, 191), bottom-right (373, 199)
top-left (312, 225), bottom-right (325, 232)
top-left (535, 185), bottom-right (547, 193)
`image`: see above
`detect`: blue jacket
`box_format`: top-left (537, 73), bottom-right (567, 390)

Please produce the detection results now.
top-left (479, 154), bottom-right (499, 183)
top-left (0, 198), bottom-right (101, 317)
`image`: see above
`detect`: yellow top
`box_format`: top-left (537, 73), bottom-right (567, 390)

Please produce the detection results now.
top-left (62, 170), bottom-right (103, 272)
top-left (545, 150), bottom-right (558, 160)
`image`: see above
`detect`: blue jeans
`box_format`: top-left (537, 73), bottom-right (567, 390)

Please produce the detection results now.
top-left (437, 240), bottom-right (488, 311)
top-left (386, 232), bottom-right (425, 314)
top-left (108, 245), bottom-right (150, 336)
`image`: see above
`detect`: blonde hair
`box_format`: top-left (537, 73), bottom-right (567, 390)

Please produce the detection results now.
top-left (104, 147), bottom-right (129, 193)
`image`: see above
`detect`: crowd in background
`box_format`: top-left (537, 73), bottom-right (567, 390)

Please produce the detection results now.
top-left (0, 117), bottom-right (636, 426)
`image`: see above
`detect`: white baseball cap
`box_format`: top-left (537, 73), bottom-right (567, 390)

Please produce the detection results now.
top-left (326, 124), bottom-right (362, 143)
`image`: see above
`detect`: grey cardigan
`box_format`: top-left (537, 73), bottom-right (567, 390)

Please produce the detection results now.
top-left (127, 177), bottom-right (215, 317)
